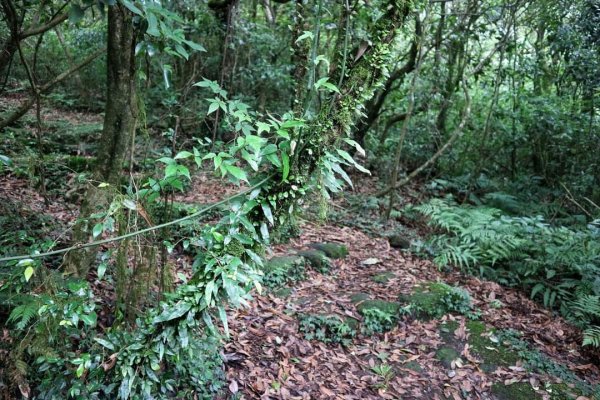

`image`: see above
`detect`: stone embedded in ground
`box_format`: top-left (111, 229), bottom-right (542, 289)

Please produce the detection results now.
top-left (296, 249), bottom-right (331, 273)
top-left (387, 234), bottom-right (411, 249)
top-left (401, 281), bottom-right (474, 319)
top-left (356, 299), bottom-right (402, 316)
top-left (264, 255), bottom-right (306, 273)
top-left (438, 320), bottom-right (519, 373)
top-left (349, 293), bottom-right (370, 304)
top-left (272, 287), bottom-right (292, 298)
top-left (371, 271), bottom-right (395, 284)
top-left (308, 242), bottom-right (349, 259)
top-left (491, 382), bottom-right (541, 400)
top-left (435, 346), bottom-right (461, 368)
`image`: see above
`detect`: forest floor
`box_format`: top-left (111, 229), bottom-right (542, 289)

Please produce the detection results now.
top-left (1, 104), bottom-right (599, 399)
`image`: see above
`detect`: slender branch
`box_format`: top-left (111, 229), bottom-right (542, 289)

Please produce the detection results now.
top-left (0, 47), bottom-right (105, 129)
top-left (377, 76), bottom-right (472, 197)
top-left (20, 11), bottom-right (68, 39)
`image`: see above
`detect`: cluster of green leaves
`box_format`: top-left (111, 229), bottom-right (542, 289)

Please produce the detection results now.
top-left (361, 307), bottom-right (398, 335)
top-left (297, 314), bottom-right (356, 346)
top-left (414, 197), bottom-right (600, 346)
top-left (262, 256), bottom-right (307, 290)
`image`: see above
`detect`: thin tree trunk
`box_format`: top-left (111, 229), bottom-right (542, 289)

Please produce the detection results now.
top-left (64, 5), bottom-right (138, 277)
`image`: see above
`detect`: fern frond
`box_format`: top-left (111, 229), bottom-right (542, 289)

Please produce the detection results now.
top-left (582, 326), bottom-right (600, 347)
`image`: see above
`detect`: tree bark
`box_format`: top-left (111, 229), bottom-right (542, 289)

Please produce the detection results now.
top-left (64, 5), bottom-right (138, 277)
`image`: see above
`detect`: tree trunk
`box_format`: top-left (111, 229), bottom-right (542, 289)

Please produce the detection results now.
top-left (64, 5), bottom-right (138, 277)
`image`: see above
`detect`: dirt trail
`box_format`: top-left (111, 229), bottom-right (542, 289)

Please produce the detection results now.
top-left (223, 222), bottom-right (600, 399)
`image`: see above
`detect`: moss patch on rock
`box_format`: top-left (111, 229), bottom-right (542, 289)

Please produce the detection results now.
top-left (272, 287), bottom-right (293, 298)
top-left (387, 234), bottom-right (410, 249)
top-left (371, 272), bottom-right (395, 284)
top-left (438, 321), bottom-right (519, 373)
top-left (401, 281), bottom-right (477, 319)
top-left (435, 346), bottom-right (460, 368)
top-left (491, 382), bottom-right (541, 400)
top-left (309, 242), bottom-right (349, 259)
top-left (356, 299), bottom-right (402, 316)
top-left (296, 249), bottom-right (331, 273)
top-left (350, 293), bottom-right (370, 304)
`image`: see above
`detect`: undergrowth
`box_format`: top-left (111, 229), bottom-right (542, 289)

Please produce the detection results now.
top-left (413, 196), bottom-right (600, 347)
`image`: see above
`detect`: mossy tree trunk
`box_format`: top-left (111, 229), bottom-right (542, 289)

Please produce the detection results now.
top-left (64, 5), bottom-right (138, 277)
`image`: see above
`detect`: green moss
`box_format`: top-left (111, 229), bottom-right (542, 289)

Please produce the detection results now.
top-left (403, 361), bottom-right (423, 372)
top-left (404, 282), bottom-right (477, 319)
top-left (387, 234), bottom-right (410, 249)
top-left (491, 382), bottom-right (541, 400)
top-left (350, 293), bottom-right (370, 304)
top-left (296, 250), bottom-right (331, 273)
top-left (263, 255), bottom-right (307, 289)
top-left (356, 299), bottom-right (401, 316)
top-left (309, 242), bottom-right (349, 259)
top-left (264, 255), bottom-right (305, 273)
top-left (439, 321), bottom-right (519, 373)
top-left (273, 287), bottom-right (292, 298)
top-left (371, 272), bottom-right (395, 284)
top-left (435, 346), bottom-right (460, 368)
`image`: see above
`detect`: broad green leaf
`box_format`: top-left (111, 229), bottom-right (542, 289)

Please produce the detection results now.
top-left (225, 164), bottom-right (248, 182)
top-left (218, 306), bottom-right (229, 338)
top-left (94, 337), bottom-right (115, 350)
top-left (261, 203), bottom-right (274, 225)
top-left (153, 301), bottom-right (192, 323)
top-left (256, 122), bottom-right (271, 135)
top-left (207, 101), bottom-right (220, 115)
top-left (146, 12), bottom-right (159, 36)
top-left (92, 223), bottom-right (103, 238)
top-left (24, 266), bottom-right (34, 282)
top-left (121, 0), bottom-right (143, 16)
top-left (68, 4), bottom-right (85, 23)
top-left (281, 151), bottom-right (290, 181)
top-left (174, 151), bottom-right (194, 159)
top-left (122, 199), bottom-right (137, 210)
top-left (295, 31), bottom-right (314, 43)
top-left (81, 312), bottom-right (97, 327)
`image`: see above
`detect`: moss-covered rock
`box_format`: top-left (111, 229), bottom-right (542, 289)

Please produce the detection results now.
top-left (371, 272), bottom-right (395, 284)
top-left (309, 242), bottom-right (349, 259)
top-left (349, 293), bottom-right (370, 304)
top-left (388, 234), bottom-right (410, 249)
top-left (435, 346), bottom-right (460, 368)
top-left (356, 299), bottom-right (402, 316)
top-left (264, 255), bottom-right (305, 272)
top-left (296, 249), bottom-right (331, 273)
top-left (439, 321), bottom-right (519, 373)
top-left (491, 382), bottom-right (541, 400)
top-left (402, 282), bottom-right (476, 319)
top-left (272, 287), bottom-right (293, 298)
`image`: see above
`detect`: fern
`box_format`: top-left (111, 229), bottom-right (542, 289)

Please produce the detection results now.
top-left (8, 298), bottom-right (40, 330)
top-left (414, 197), bottom-right (600, 347)
top-left (582, 326), bottom-right (600, 347)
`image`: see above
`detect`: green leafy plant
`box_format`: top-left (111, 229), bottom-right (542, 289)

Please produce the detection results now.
top-left (298, 314), bottom-right (356, 346)
top-left (361, 307), bottom-right (398, 335)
